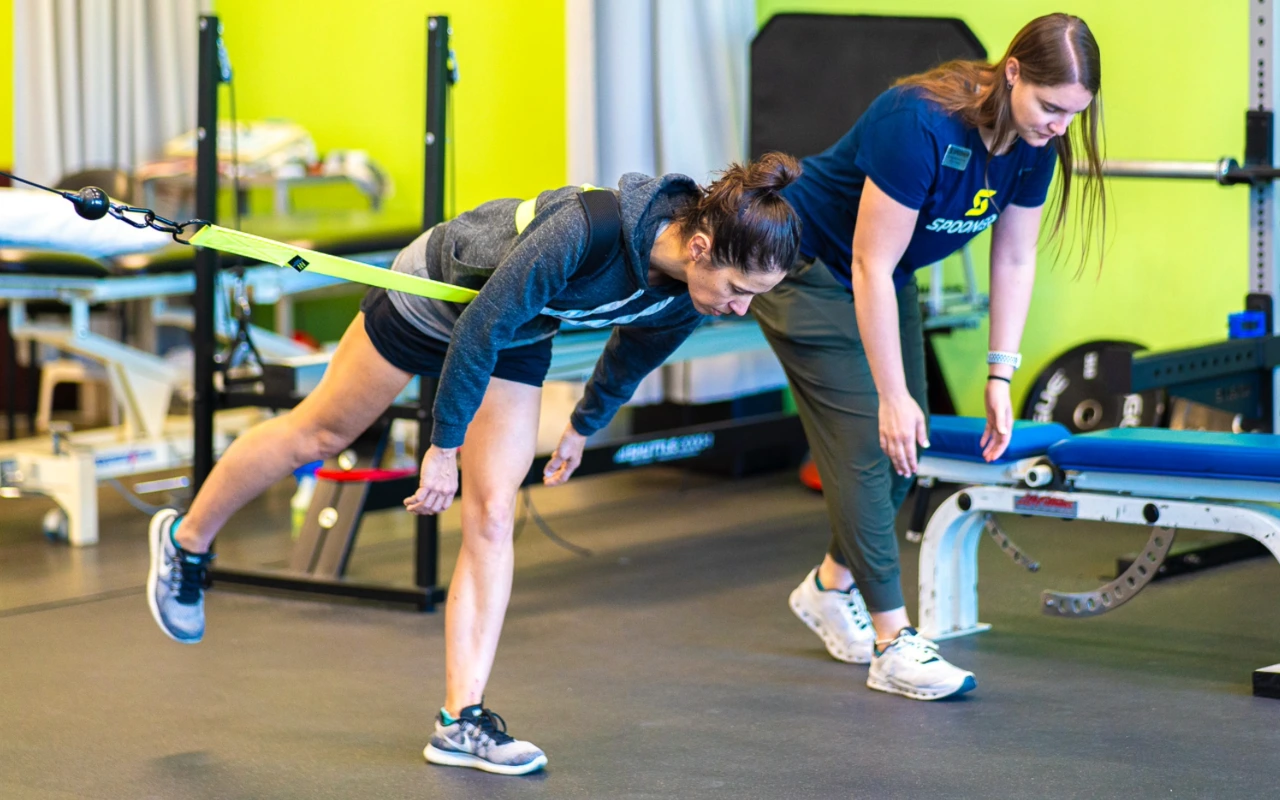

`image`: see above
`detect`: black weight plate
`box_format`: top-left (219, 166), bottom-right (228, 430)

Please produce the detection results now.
top-left (1021, 340), bottom-right (1167, 432)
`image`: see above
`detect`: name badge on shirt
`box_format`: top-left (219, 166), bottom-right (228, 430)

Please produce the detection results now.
top-left (941, 145), bottom-right (971, 171)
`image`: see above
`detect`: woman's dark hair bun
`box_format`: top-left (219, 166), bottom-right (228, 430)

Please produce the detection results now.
top-left (741, 151), bottom-right (802, 194)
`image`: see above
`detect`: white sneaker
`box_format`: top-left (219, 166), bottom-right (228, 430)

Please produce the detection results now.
top-left (788, 567), bottom-right (875, 664)
top-left (867, 627), bottom-right (976, 700)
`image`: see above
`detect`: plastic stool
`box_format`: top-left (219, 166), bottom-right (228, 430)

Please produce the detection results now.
top-left (36, 358), bottom-right (114, 432)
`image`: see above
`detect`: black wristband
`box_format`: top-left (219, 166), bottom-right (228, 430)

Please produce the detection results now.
top-left (987, 375), bottom-right (1012, 384)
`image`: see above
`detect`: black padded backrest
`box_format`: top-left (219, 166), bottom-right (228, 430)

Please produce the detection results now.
top-left (750, 15), bottom-right (986, 160)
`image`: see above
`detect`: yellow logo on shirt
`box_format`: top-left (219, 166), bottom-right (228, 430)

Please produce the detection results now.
top-left (965, 189), bottom-right (997, 217)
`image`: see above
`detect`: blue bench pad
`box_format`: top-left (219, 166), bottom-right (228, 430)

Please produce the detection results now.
top-left (1048, 428), bottom-right (1280, 482)
top-left (928, 415), bottom-right (1071, 464)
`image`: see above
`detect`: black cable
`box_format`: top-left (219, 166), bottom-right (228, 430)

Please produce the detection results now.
top-left (512, 486), bottom-right (530, 542)
top-left (447, 69), bottom-right (456, 220)
top-left (521, 486), bottom-right (593, 558)
top-left (229, 74), bottom-right (242, 232)
top-left (105, 478), bottom-right (171, 516)
top-left (219, 70), bottom-right (265, 384)
top-left (2, 171), bottom-right (66, 194)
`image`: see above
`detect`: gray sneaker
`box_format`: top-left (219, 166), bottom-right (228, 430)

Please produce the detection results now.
top-left (424, 704), bottom-right (547, 776)
top-left (146, 509), bottom-right (211, 644)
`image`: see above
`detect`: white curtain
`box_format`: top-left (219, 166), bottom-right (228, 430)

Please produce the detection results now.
top-left (568, 0), bottom-right (755, 188)
top-left (13, 0), bottom-right (209, 186)
top-left (565, 0), bottom-right (788, 403)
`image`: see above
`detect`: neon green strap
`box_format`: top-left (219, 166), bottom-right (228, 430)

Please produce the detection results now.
top-left (514, 184), bottom-right (602, 235)
top-left (514, 198), bottom-right (537, 235)
top-left (188, 224), bottom-right (478, 303)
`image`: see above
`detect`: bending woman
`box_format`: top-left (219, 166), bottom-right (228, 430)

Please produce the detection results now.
top-left (754, 13), bottom-right (1106, 700)
top-left (147, 155), bottom-right (802, 773)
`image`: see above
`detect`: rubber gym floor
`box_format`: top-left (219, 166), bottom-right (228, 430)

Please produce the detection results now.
top-left (2, 466), bottom-right (1278, 799)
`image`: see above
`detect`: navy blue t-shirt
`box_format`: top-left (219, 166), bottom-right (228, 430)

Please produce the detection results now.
top-left (781, 85), bottom-right (1059, 290)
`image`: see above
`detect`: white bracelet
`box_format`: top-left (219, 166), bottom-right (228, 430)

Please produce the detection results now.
top-left (987, 350), bottom-right (1022, 370)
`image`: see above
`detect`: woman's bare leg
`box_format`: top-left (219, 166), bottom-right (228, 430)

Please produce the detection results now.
top-left (176, 314), bottom-right (411, 552)
top-left (442, 376), bottom-right (542, 714)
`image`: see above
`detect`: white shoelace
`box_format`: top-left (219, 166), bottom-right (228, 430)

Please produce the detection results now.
top-left (890, 632), bottom-right (942, 663)
top-left (840, 590), bottom-right (872, 632)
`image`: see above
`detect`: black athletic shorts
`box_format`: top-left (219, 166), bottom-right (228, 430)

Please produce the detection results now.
top-left (360, 287), bottom-right (553, 387)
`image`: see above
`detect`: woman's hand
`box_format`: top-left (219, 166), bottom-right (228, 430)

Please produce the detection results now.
top-left (404, 445), bottom-right (459, 515)
top-left (879, 392), bottom-right (929, 476)
top-left (543, 424), bottom-right (587, 486)
top-left (981, 379), bottom-right (1014, 462)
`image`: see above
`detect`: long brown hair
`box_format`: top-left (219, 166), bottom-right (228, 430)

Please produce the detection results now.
top-left (671, 152), bottom-right (803, 275)
top-left (895, 14), bottom-right (1105, 274)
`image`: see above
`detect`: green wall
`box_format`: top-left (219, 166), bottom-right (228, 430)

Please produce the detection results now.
top-left (213, 0), bottom-right (566, 339)
top-left (212, 0), bottom-right (565, 217)
top-left (0, 0), bottom-right (12, 169)
top-left (758, 0), bottom-right (1247, 416)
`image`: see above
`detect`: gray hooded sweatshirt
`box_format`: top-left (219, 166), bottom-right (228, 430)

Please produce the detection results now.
top-left (386, 173), bottom-right (705, 449)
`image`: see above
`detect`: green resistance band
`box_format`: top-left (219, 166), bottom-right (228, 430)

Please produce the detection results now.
top-left (189, 224), bottom-right (478, 303)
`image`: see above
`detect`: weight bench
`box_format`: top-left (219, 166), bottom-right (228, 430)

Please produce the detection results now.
top-left (909, 416), bottom-right (1069, 539)
top-left (914, 416), bottom-right (1280, 697)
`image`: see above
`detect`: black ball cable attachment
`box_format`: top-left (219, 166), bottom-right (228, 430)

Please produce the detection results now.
top-left (66, 185), bottom-right (110, 220)
top-left (70, 185), bottom-right (110, 220)
top-left (0, 169), bottom-right (207, 241)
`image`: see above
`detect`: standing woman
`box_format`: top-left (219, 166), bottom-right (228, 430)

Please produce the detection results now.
top-left (146, 155), bottom-right (802, 773)
top-left (753, 13), bottom-right (1105, 699)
